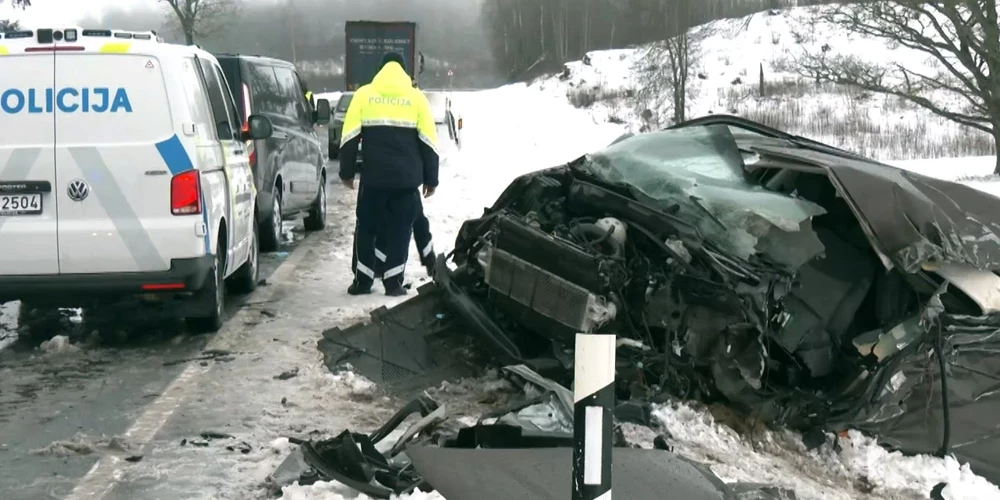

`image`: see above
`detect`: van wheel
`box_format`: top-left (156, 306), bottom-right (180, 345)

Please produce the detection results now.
top-left (304, 179), bottom-right (327, 231)
top-left (228, 217), bottom-right (259, 294)
top-left (260, 189), bottom-right (282, 252)
top-left (186, 247), bottom-right (225, 333)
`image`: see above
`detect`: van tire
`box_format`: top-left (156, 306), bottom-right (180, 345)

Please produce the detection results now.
top-left (260, 189), bottom-right (282, 252)
top-left (186, 246), bottom-right (226, 333)
top-left (228, 217), bottom-right (259, 294)
top-left (304, 178), bottom-right (327, 231)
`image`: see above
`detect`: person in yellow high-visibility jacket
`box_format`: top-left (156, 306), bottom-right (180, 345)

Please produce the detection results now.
top-left (339, 52), bottom-right (439, 297)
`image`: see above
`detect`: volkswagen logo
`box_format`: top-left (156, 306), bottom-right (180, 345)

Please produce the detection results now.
top-left (67, 179), bottom-right (89, 202)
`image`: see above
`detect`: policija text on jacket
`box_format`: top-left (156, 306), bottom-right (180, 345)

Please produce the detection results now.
top-left (338, 54), bottom-right (440, 296)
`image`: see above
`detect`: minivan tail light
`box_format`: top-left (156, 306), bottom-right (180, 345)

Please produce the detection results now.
top-left (241, 82), bottom-right (251, 132)
top-left (170, 170), bottom-right (201, 215)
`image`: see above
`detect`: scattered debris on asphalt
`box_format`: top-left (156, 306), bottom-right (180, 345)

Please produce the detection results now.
top-left (275, 368), bottom-right (300, 381)
top-left (272, 366), bottom-right (797, 499)
top-left (163, 349), bottom-right (236, 366)
top-left (322, 115), bottom-right (1000, 484)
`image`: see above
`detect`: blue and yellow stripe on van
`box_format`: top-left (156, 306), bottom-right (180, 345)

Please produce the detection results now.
top-left (0, 46), bottom-right (8, 56)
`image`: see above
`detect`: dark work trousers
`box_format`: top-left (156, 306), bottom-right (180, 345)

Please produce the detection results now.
top-left (353, 195), bottom-right (434, 276)
top-left (352, 186), bottom-right (420, 291)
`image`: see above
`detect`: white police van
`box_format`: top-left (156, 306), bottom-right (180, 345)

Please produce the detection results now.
top-left (0, 27), bottom-right (275, 333)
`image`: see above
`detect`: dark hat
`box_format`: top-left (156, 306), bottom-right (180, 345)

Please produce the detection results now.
top-left (379, 52), bottom-right (406, 71)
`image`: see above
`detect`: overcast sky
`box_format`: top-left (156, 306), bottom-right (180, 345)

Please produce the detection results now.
top-left (4, 0), bottom-right (144, 27)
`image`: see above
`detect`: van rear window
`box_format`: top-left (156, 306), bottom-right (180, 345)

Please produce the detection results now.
top-left (54, 53), bottom-right (172, 145)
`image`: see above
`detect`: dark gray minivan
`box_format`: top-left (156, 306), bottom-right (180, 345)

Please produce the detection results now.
top-left (215, 54), bottom-right (331, 252)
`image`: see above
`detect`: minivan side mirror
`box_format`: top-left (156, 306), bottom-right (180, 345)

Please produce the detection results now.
top-left (314, 99), bottom-right (331, 124)
top-left (245, 115), bottom-right (274, 140)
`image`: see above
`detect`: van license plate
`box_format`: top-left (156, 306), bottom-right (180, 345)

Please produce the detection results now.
top-left (0, 193), bottom-right (42, 215)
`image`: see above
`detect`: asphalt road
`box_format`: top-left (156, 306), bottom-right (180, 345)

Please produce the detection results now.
top-left (0, 170), bottom-right (339, 500)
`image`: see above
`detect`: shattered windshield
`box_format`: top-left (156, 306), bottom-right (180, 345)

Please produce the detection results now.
top-left (580, 124), bottom-right (826, 268)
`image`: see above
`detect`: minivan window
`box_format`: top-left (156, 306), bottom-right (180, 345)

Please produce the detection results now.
top-left (337, 94), bottom-right (353, 112)
top-left (179, 57), bottom-right (215, 141)
top-left (214, 65), bottom-right (242, 136)
top-left (294, 71), bottom-right (315, 114)
top-left (247, 63), bottom-right (284, 117)
top-left (196, 57), bottom-right (236, 141)
top-left (274, 66), bottom-right (308, 124)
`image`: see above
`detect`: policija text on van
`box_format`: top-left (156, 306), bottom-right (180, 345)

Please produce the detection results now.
top-left (1, 87), bottom-right (133, 114)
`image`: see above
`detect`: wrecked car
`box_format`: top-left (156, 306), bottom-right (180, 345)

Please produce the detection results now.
top-left (426, 114), bottom-right (1000, 483)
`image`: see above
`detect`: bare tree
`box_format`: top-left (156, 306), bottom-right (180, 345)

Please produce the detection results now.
top-left (0, 19), bottom-right (20, 33)
top-left (635, 0), bottom-right (712, 127)
top-left (160, 0), bottom-right (241, 45)
top-left (794, 1), bottom-right (1000, 172)
top-left (0, 0), bottom-right (30, 7)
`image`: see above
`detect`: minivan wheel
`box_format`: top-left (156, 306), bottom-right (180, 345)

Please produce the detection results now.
top-left (228, 217), bottom-right (259, 294)
top-left (186, 247), bottom-right (225, 333)
top-left (304, 179), bottom-right (327, 231)
top-left (260, 189), bottom-right (282, 252)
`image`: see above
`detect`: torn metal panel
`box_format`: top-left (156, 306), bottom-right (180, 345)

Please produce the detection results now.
top-left (406, 446), bottom-right (738, 500)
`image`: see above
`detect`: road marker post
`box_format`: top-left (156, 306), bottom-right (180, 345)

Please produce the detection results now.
top-left (572, 332), bottom-right (615, 500)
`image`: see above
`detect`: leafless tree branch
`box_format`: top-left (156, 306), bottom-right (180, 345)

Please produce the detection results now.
top-left (793, 1), bottom-right (1000, 172)
top-left (160, 0), bottom-right (242, 45)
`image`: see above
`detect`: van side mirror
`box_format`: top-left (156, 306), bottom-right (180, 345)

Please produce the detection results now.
top-left (245, 115), bottom-right (273, 140)
top-left (314, 99), bottom-right (331, 124)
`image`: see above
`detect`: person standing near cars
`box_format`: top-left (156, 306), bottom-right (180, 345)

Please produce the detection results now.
top-left (339, 52), bottom-right (439, 296)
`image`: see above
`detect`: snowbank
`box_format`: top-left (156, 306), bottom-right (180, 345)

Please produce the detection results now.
top-left (652, 402), bottom-right (1000, 500)
top-left (546, 5), bottom-right (997, 162)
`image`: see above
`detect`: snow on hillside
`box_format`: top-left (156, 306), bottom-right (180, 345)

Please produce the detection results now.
top-left (543, 5), bottom-right (997, 163)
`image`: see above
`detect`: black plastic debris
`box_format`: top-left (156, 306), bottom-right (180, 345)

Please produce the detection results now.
top-left (272, 394), bottom-right (442, 498)
top-left (406, 446), bottom-right (738, 500)
top-left (317, 283), bottom-right (477, 393)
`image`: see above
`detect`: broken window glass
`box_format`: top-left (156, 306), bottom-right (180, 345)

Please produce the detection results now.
top-left (580, 124), bottom-right (826, 269)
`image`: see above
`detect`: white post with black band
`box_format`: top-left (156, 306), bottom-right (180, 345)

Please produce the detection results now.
top-left (572, 332), bottom-right (615, 500)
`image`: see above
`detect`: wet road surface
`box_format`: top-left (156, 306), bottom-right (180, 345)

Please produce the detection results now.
top-left (0, 172), bottom-right (340, 500)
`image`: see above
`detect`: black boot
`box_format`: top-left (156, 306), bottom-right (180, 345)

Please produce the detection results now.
top-left (348, 281), bottom-right (372, 295)
top-left (385, 286), bottom-right (408, 297)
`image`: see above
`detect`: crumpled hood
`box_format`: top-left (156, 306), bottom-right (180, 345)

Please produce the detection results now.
top-left (370, 62), bottom-right (413, 97)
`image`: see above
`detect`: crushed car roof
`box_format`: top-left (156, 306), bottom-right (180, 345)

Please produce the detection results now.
top-left (670, 115), bottom-right (1000, 273)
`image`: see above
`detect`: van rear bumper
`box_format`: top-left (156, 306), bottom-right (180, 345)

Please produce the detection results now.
top-left (0, 256), bottom-right (214, 304)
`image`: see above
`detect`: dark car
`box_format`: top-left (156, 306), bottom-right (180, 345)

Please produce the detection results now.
top-left (327, 92), bottom-right (353, 159)
top-left (379, 115), bottom-right (1000, 484)
top-left (215, 54), bottom-right (332, 252)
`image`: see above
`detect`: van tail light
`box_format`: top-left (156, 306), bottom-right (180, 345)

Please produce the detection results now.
top-left (457, 118), bottom-right (463, 130)
top-left (170, 170), bottom-right (202, 215)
